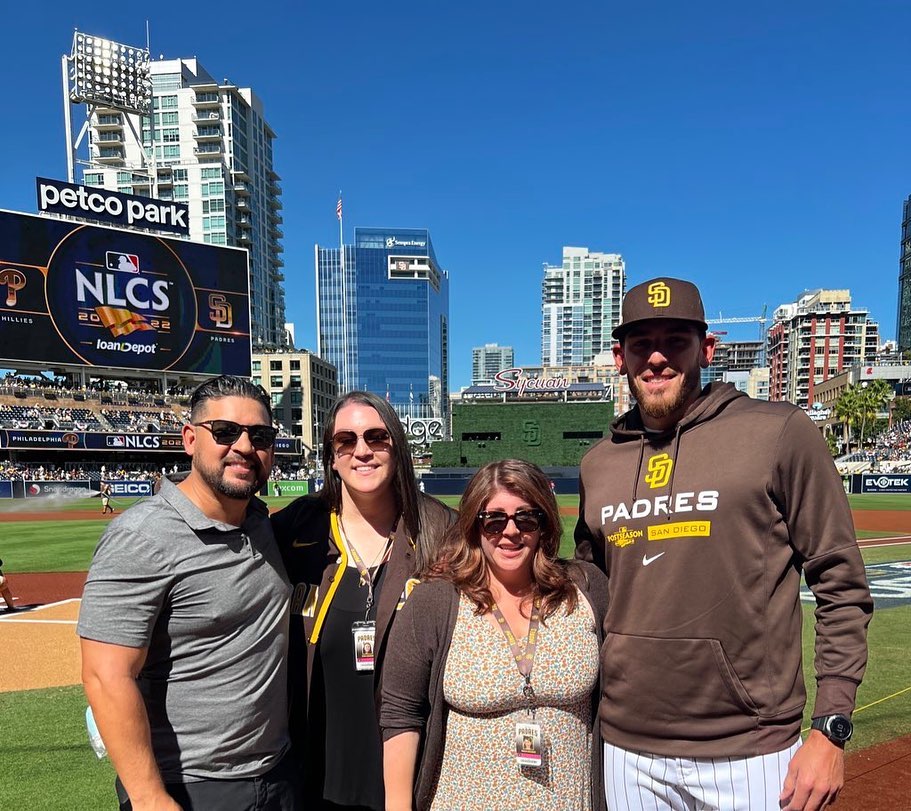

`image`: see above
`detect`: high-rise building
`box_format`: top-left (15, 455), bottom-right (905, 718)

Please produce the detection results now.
top-left (472, 344), bottom-right (514, 385)
top-left (316, 227), bottom-right (449, 424)
top-left (252, 350), bottom-right (337, 456)
top-left (80, 57), bottom-right (287, 348)
top-left (702, 339), bottom-right (765, 388)
top-left (541, 247), bottom-right (625, 366)
top-left (767, 289), bottom-right (879, 407)
top-left (898, 196), bottom-right (911, 352)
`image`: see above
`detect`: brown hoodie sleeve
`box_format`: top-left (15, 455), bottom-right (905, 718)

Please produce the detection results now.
top-left (574, 477), bottom-right (606, 571)
top-left (774, 410), bottom-right (873, 717)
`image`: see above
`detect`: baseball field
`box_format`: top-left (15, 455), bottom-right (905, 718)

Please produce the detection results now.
top-left (1, 492), bottom-right (909, 810)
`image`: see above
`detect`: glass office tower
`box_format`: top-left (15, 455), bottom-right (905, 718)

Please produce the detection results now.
top-left (316, 227), bottom-right (450, 424)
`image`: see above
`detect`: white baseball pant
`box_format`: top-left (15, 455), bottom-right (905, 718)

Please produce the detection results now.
top-left (604, 738), bottom-right (802, 810)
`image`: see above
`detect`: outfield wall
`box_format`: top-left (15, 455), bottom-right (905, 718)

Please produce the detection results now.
top-left (431, 402), bottom-right (613, 468)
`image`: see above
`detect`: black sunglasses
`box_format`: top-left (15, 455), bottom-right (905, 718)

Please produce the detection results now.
top-left (193, 420), bottom-right (278, 450)
top-left (477, 509), bottom-right (545, 534)
top-left (332, 428), bottom-right (392, 455)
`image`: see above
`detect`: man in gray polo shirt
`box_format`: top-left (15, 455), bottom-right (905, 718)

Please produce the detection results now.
top-left (79, 376), bottom-right (296, 811)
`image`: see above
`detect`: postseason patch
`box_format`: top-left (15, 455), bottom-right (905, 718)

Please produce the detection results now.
top-left (801, 561), bottom-right (911, 608)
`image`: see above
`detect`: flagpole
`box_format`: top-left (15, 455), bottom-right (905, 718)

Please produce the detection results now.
top-left (337, 192), bottom-right (348, 392)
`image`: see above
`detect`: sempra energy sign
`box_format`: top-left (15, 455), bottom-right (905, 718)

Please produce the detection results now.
top-left (37, 177), bottom-right (189, 236)
top-left (0, 209), bottom-right (251, 376)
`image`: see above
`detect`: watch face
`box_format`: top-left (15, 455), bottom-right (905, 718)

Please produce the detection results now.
top-left (829, 716), bottom-right (853, 741)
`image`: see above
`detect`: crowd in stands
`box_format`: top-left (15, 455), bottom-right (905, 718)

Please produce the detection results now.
top-left (0, 374), bottom-right (289, 437)
top-left (0, 462), bottom-right (184, 482)
top-left (867, 419), bottom-right (911, 469)
top-left (837, 418), bottom-right (911, 473)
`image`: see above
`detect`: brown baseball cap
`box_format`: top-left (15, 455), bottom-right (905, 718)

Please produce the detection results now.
top-left (612, 277), bottom-right (708, 340)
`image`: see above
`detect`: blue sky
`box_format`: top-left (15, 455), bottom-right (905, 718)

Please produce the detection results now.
top-left (2, 2), bottom-right (909, 389)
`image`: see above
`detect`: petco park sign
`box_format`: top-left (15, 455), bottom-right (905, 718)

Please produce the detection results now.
top-left (37, 178), bottom-right (189, 236)
top-left (494, 368), bottom-right (572, 395)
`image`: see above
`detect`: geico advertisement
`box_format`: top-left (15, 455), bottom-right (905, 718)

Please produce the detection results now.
top-left (0, 208), bottom-right (251, 375)
top-left (102, 480), bottom-right (153, 497)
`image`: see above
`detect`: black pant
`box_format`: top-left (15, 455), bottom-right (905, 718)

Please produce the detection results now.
top-left (116, 750), bottom-right (299, 811)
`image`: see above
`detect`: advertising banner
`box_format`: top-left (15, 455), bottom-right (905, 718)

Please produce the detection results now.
top-left (0, 481), bottom-right (13, 499)
top-left (0, 429), bottom-right (300, 455)
top-left (269, 480), bottom-right (311, 496)
top-left (25, 480), bottom-right (92, 497)
top-left (860, 474), bottom-right (911, 494)
top-left (0, 209), bottom-right (251, 375)
top-left (36, 178), bottom-right (190, 237)
top-left (103, 480), bottom-right (154, 497)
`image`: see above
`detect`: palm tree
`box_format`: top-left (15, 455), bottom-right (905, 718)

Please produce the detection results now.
top-left (834, 386), bottom-right (862, 452)
top-left (857, 379), bottom-right (893, 447)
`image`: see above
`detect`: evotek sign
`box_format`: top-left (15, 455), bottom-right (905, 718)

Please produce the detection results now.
top-left (37, 178), bottom-right (189, 236)
top-left (861, 475), bottom-right (911, 494)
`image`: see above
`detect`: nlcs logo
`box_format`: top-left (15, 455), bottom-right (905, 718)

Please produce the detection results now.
top-left (647, 281), bottom-right (671, 308)
top-left (645, 453), bottom-right (673, 489)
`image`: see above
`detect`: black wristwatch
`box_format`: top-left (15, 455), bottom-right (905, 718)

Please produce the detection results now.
top-left (811, 714), bottom-right (853, 746)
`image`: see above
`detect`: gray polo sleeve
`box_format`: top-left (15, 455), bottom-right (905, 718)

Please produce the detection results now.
top-left (77, 521), bottom-right (172, 649)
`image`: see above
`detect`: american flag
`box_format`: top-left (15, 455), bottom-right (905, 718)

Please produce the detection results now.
top-left (336, 196), bottom-right (342, 220)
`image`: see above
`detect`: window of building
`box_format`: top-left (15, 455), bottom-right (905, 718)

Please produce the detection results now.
top-left (252, 360), bottom-right (261, 371)
top-left (270, 360), bottom-right (282, 371)
top-left (270, 375), bottom-right (283, 387)
top-left (271, 393), bottom-right (282, 407)
top-left (201, 167), bottom-right (222, 179)
top-left (155, 95), bottom-right (179, 110)
top-left (290, 359), bottom-right (300, 371)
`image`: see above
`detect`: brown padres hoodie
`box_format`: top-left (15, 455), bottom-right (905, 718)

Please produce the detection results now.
top-left (575, 382), bottom-right (873, 758)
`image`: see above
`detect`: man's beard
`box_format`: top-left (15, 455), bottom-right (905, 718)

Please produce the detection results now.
top-left (629, 370), bottom-right (702, 422)
top-left (194, 454), bottom-right (266, 500)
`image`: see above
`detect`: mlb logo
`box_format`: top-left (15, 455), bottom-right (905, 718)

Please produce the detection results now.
top-left (106, 251), bottom-right (140, 273)
top-left (106, 436), bottom-right (126, 448)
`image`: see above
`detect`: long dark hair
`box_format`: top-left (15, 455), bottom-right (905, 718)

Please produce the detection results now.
top-left (430, 459), bottom-right (577, 620)
top-left (321, 391), bottom-right (422, 544)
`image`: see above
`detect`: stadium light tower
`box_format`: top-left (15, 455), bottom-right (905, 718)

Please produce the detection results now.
top-left (61, 30), bottom-right (153, 184)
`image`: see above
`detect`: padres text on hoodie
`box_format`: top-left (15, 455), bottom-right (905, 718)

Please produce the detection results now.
top-left (575, 382), bottom-right (873, 758)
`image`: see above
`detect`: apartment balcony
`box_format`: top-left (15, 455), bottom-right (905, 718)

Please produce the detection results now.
top-left (270, 254), bottom-right (285, 268)
top-left (269, 224), bottom-right (284, 239)
top-left (94, 114), bottom-right (124, 129)
top-left (267, 196), bottom-right (282, 210)
top-left (193, 143), bottom-right (224, 156)
top-left (269, 180), bottom-right (282, 195)
top-left (232, 167), bottom-right (251, 182)
top-left (273, 272), bottom-right (285, 283)
top-left (233, 182), bottom-right (250, 196)
top-left (192, 92), bottom-right (220, 108)
top-left (95, 131), bottom-right (125, 145)
top-left (237, 215), bottom-right (253, 228)
top-left (236, 232), bottom-right (253, 246)
top-left (194, 126), bottom-right (223, 140)
top-left (270, 213), bottom-right (283, 225)
top-left (267, 167), bottom-right (281, 180)
top-left (236, 199), bottom-right (249, 210)
top-left (93, 148), bottom-right (125, 163)
top-left (192, 111), bottom-right (222, 122)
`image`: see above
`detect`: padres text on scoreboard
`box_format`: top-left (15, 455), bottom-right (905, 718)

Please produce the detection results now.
top-left (0, 209), bottom-right (251, 375)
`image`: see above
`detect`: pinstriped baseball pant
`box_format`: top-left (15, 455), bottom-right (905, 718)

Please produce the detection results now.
top-left (604, 738), bottom-right (802, 810)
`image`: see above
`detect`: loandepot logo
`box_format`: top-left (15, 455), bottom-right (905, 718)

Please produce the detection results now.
top-left (647, 281), bottom-right (671, 308)
top-left (645, 453), bottom-right (673, 489)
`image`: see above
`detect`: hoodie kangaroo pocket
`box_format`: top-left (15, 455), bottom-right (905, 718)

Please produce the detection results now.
top-left (602, 633), bottom-right (759, 741)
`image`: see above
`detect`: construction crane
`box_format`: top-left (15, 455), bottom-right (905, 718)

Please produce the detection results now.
top-left (705, 305), bottom-right (768, 365)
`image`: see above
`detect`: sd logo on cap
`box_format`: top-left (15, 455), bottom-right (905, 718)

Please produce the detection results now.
top-left (613, 277), bottom-right (708, 340)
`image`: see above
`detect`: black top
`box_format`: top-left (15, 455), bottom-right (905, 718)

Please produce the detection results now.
top-left (308, 563), bottom-right (387, 810)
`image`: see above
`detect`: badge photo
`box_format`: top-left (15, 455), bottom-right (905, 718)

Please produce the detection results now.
top-left (514, 721), bottom-right (543, 767)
